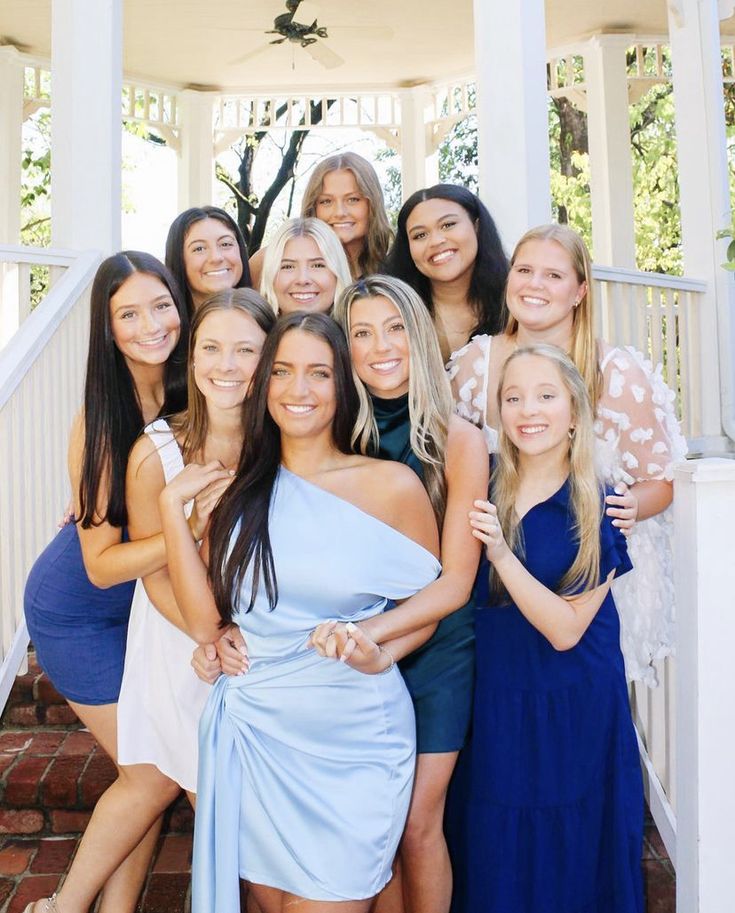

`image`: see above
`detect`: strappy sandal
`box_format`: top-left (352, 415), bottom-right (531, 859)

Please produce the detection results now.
top-left (23, 894), bottom-right (59, 913)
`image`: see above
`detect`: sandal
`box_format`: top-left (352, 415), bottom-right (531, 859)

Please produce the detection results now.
top-left (23, 895), bottom-right (59, 913)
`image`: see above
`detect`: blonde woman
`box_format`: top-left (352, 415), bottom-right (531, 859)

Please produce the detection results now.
top-left (456, 344), bottom-right (643, 913)
top-left (250, 151), bottom-right (393, 284)
top-left (448, 224), bottom-right (687, 685)
top-left (259, 217), bottom-right (351, 315)
top-left (312, 275), bottom-right (488, 913)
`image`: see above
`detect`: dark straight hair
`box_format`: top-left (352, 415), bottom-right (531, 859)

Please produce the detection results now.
top-left (78, 251), bottom-right (189, 529)
top-left (164, 205), bottom-right (252, 318)
top-left (385, 183), bottom-right (508, 337)
top-left (207, 312), bottom-right (359, 622)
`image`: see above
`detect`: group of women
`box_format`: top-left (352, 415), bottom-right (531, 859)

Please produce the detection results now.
top-left (21, 149), bottom-right (685, 913)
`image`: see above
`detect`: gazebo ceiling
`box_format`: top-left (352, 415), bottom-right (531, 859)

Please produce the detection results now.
top-left (1, 0), bottom-right (734, 90)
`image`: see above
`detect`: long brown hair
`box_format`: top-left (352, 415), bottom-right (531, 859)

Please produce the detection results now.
top-left (301, 152), bottom-right (393, 278)
top-left (207, 313), bottom-right (359, 621)
top-left (169, 288), bottom-right (276, 463)
top-left (492, 344), bottom-right (602, 597)
top-left (334, 275), bottom-right (452, 525)
top-left (503, 224), bottom-right (601, 406)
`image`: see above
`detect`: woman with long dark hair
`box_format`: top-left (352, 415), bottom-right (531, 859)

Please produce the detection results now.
top-left (165, 205), bottom-right (252, 317)
top-left (23, 252), bottom-right (190, 913)
top-left (160, 312), bottom-right (440, 912)
top-left (385, 184), bottom-right (508, 361)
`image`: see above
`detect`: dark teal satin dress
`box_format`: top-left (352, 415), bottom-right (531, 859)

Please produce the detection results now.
top-left (372, 392), bottom-right (476, 754)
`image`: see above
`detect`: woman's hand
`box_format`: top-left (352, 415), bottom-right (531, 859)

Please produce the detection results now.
top-left (188, 473), bottom-right (236, 540)
top-left (309, 619), bottom-right (350, 658)
top-left (214, 624), bottom-right (249, 676)
top-left (309, 620), bottom-right (393, 674)
top-left (191, 643), bottom-right (221, 684)
top-left (605, 484), bottom-right (638, 537)
top-left (469, 500), bottom-right (509, 563)
top-left (57, 500), bottom-right (75, 529)
top-left (160, 462), bottom-right (233, 514)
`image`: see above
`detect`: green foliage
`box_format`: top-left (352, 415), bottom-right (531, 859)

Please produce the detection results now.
top-left (438, 113), bottom-right (478, 193)
top-left (374, 145), bottom-right (402, 227)
top-left (630, 85), bottom-right (682, 275)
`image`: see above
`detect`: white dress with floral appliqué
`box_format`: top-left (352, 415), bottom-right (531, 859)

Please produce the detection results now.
top-left (447, 335), bottom-right (688, 686)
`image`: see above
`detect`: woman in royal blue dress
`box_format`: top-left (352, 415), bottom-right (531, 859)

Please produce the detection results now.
top-left (461, 343), bottom-right (643, 913)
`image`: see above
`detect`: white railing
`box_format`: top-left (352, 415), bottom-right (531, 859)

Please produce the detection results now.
top-left (591, 266), bottom-right (709, 871)
top-left (0, 245), bottom-right (79, 350)
top-left (0, 248), bottom-right (101, 711)
top-left (592, 265), bottom-right (707, 440)
top-left (672, 459), bottom-right (735, 912)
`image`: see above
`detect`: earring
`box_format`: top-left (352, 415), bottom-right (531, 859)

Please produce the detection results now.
top-left (568, 427), bottom-right (575, 440)
top-left (573, 299), bottom-right (580, 308)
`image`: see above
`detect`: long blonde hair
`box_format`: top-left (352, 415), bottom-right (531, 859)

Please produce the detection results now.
top-left (492, 344), bottom-right (602, 596)
top-left (170, 288), bottom-right (276, 461)
top-left (301, 152), bottom-right (393, 278)
top-left (259, 217), bottom-right (352, 315)
top-left (503, 224), bottom-right (602, 406)
top-left (334, 275), bottom-right (453, 524)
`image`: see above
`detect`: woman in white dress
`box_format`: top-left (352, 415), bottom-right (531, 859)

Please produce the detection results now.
top-left (448, 224), bottom-right (687, 684)
top-left (117, 288), bottom-right (276, 793)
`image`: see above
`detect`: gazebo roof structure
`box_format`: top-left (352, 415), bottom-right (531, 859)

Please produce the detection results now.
top-left (2, 0), bottom-right (734, 91)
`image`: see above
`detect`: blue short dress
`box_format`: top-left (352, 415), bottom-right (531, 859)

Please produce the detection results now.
top-left (372, 392), bottom-right (475, 754)
top-left (452, 479), bottom-right (644, 913)
top-left (192, 467), bottom-right (441, 910)
top-left (24, 523), bottom-right (134, 705)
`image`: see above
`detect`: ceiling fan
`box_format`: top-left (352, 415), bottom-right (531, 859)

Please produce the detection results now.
top-left (221, 1), bottom-right (393, 70)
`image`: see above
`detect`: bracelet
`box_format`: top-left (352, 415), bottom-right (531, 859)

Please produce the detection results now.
top-left (378, 645), bottom-right (395, 675)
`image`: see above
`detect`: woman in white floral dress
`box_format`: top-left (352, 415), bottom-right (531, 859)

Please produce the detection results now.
top-left (448, 224), bottom-right (687, 685)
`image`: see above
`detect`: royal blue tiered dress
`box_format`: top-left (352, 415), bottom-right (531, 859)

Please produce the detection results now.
top-left (193, 467), bottom-right (441, 912)
top-left (455, 480), bottom-right (644, 913)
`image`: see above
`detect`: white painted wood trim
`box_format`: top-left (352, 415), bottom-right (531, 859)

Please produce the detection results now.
top-left (592, 264), bottom-right (707, 292)
top-left (0, 244), bottom-right (80, 267)
top-left (0, 620), bottom-right (29, 716)
top-left (0, 249), bottom-right (101, 405)
top-left (638, 728), bottom-right (678, 866)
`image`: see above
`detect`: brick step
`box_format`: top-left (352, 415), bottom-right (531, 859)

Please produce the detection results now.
top-left (0, 727), bottom-right (194, 839)
top-left (1, 653), bottom-right (79, 732)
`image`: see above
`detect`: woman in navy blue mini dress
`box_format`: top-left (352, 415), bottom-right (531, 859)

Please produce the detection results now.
top-left (459, 343), bottom-right (644, 913)
top-left (23, 252), bottom-right (189, 913)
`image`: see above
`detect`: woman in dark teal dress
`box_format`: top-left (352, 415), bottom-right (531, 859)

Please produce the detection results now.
top-left (460, 343), bottom-right (644, 913)
top-left (318, 275), bottom-right (488, 913)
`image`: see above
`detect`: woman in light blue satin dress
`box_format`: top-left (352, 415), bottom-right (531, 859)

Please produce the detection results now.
top-left (160, 312), bottom-right (441, 913)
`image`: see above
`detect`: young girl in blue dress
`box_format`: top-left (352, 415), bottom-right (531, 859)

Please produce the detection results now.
top-left (460, 343), bottom-right (644, 913)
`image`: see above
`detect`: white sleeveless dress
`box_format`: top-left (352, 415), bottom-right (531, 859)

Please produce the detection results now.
top-left (448, 335), bottom-right (688, 686)
top-left (117, 418), bottom-right (211, 791)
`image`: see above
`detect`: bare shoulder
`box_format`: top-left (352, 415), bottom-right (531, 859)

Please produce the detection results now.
top-left (127, 433), bottom-right (162, 484)
top-left (354, 455), bottom-right (426, 499)
top-left (446, 414), bottom-right (487, 468)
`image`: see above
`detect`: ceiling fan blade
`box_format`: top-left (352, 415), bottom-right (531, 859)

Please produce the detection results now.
top-left (304, 40), bottom-right (344, 70)
top-left (329, 26), bottom-right (394, 40)
top-left (228, 43), bottom-right (273, 67)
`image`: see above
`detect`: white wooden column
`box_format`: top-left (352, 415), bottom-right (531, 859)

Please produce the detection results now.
top-left (472, 0), bottom-right (551, 250)
top-left (0, 47), bottom-right (24, 245)
top-left (668, 0), bottom-right (734, 453)
top-left (399, 87), bottom-right (435, 199)
top-left (177, 90), bottom-right (215, 211)
top-left (583, 35), bottom-right (636, 268)
top-left (51, 0), bottom-right (122, 252)
top-left (673, 458), bottom-right (735, 912)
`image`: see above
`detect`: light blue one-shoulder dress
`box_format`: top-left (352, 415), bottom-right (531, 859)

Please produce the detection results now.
top-left (193, 466), bottom-right (441, 911)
